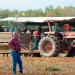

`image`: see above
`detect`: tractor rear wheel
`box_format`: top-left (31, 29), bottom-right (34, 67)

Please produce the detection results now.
top-left (38, 36), bottom-right (60, 57)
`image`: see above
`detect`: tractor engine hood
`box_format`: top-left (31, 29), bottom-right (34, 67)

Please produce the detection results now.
top-left (63, 32), bottom-right (75, 36)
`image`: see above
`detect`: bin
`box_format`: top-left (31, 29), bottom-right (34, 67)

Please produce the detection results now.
top-left (63, 24), bottom-right (69, 31)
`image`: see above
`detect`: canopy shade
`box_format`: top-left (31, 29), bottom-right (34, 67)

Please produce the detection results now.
top-left (0, 17), bottom-right (75, 23)
top-left (0, 17), bottom-right (16, 21)
top-left (14, 17), bottom-right (75, 23)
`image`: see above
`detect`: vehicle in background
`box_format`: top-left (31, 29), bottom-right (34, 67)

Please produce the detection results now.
top-left (0, 17), bottom-right (75, 57)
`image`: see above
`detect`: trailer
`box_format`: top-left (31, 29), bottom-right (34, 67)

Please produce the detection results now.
top-left (0, 32), bottom-right (39, 57)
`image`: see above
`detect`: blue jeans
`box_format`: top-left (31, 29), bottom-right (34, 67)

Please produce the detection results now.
top-left (58, 33), bottom-right (63, 40)
top-left (11, 50), bottom-right (23, 74)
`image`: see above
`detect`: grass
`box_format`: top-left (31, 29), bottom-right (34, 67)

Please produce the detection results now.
top-left (39, 72), bottom-right (41, 73)
top-left (0, 66), bottom-right (5, 70)
top-left (6, 64), bottom-right (9, 67)
top-left (45, 66), bottom-right (61, 71)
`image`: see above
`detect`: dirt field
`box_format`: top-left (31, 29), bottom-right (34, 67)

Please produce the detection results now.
top-left (0, 54), bottom-right (75, 75)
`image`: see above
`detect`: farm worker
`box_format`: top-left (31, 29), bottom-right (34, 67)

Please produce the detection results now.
top-left (5, 28), bottom-right (9, 32)
top-left (8, 32), bottom-right (23, 74)
top-left (32, 28), bottom-right (39, 50)
top-left (52, 22), bottom-right (63, 40)
top-left (51, 22), bottom-right (63, 32)
top-left (20, 29), bottom-right (24, 33)
top-left (38, 26), bottom-right (42, 35)
top-left (26, 30), bottom-right (31, 34)
top-left (52, 22), bottom-right (60, 32)
top-left (10, 26), bottom-right (17, 32)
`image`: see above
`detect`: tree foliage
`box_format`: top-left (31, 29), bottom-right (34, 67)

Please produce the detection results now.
top-left (0, 5), bottom-right (75, 30)
top-left (0, 5), bottom-right (75, 18)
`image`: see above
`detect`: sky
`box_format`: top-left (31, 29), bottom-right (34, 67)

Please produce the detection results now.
top-left (0, 0), bottom-right (75, 12)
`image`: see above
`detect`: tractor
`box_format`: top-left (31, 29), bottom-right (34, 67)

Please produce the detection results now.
top-left (38, 21), bottom-right (75, 57)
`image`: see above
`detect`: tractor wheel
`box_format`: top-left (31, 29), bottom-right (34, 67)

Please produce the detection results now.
top-left (38, 36), bottom-right (60, 57)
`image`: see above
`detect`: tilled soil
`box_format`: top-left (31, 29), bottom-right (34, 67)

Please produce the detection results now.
top-left (0, 54), bottom-right (75, 75)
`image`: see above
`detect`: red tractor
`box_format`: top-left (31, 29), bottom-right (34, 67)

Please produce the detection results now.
top-left (38, 21), bottom-right (75, 57)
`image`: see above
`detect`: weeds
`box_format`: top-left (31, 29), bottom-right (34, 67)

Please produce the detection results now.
top-left (45, 66), bottom-right (61, 71)
top-left (0, 66), bottom-right (5, 70)
top-left (6, 64), bottom-right (9, 67)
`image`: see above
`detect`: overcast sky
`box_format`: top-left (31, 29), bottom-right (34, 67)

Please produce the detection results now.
top-left (0, 0), bottom-right (75, 12)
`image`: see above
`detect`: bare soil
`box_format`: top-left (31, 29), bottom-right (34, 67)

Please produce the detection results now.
top-left (0, 54), bottom-right (75, 75)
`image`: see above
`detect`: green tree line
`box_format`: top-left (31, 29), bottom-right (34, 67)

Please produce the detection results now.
top-left (0, 5), bottom-right (75, 31)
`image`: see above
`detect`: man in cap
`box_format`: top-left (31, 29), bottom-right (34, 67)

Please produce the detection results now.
top-left (8, 32), bottom-right (23, 74)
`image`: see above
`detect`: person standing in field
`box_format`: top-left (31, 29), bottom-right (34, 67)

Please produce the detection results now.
top-left (8, 32), bottom-right (23, 74)
top-left (32, 28), bottom-right (39, 50)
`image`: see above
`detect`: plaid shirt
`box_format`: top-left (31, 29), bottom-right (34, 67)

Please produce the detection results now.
top-left (8, 37), bottom-right (21, 52)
